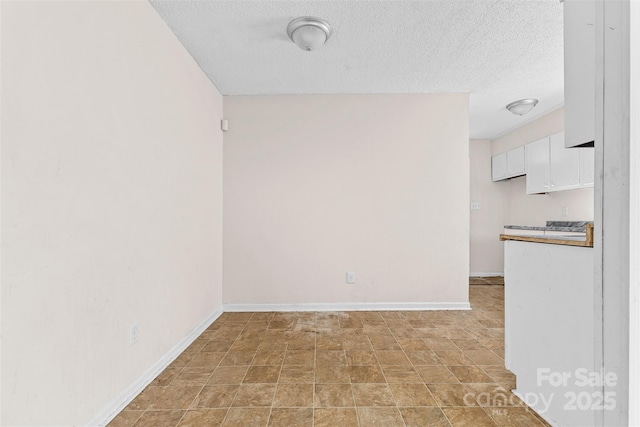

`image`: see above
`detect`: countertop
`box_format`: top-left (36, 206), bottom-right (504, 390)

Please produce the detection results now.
top-left (503, 221), bottom-right (592, 233)
top-left (500, 222), bottom-right (594, 247)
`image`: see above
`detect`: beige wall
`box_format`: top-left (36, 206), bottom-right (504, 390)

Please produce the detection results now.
top-left (469, 107), bottom-right (595, 275)
top-left (492, 107), bottom-right (565, 156)
top-left (1, 1), bottom-right (223, 425)
top-left (469, 139), bottom-right (508, 275)
top-left (504, 177), bottom-right (594, 226)
top-left (223, 94), bottom-right (470, 306)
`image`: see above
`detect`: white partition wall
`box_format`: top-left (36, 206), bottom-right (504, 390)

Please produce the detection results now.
top-left (223, 94), bottom-right (470, 309)
top-left (504, 241), bottom-right (595, 427)
top-left (1, 2), bottom-right (224, 425)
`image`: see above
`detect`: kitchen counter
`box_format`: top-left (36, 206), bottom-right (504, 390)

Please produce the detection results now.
top-left (500, 222), bottom-right (594, 247)
top-left (503, 220), bottom-right (592, 233)
top-left (504, 240), bottom-right (595, 426)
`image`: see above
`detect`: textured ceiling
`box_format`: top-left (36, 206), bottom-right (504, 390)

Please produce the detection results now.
top-left (149, 0), bottom-right (564, 139)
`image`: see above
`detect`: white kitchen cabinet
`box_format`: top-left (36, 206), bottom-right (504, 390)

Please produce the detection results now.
top-left (525, 137), bottom-right (549, 194)
top-left (549, 131), bottom-right (580, 190)
top-left (506, 146), bottom-right (526, 177)
top-left (491, 152), bottom-right (507, 181)
top-left (579, 147), bottom-right (595, 186)
top-left (492, 147), bottom-right (525, 182)
top-left (564, 0), bottom-right (596, 148)
top-left (525, 132), bottom-right (593, 194)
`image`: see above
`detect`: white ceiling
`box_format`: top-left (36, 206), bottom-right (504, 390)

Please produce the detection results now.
top-left (149, 0), bottom-right (565, 140)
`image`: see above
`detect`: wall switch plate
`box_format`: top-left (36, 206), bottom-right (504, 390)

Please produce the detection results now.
top-left (346, 272), bottom-right (356, 284)
top-left (561, 206), bottom-right (569, 217)
top-left (471, 201), bottom-right (482, 210)
top-left (130, 323), bottom-right (139, 346)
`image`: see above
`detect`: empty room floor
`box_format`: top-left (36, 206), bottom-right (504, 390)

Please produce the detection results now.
top-left (108, 285), bottom-right (549, 427)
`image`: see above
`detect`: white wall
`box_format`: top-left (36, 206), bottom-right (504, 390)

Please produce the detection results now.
top-left (1, 1), bottom-right (224, 425)
top-left (597, 1), bottom-right (639, 423)
top-left (223, 94), bottom-right (469, 306)
top-left (469, 108), bottom-right (595, 275)
top-left (629, 2), bottom-right (640, 422)
top-left (469, 139), bottom-right (508, 275)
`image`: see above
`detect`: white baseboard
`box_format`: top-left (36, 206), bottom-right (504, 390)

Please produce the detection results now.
top-left (469, 272), bottom-right (504, 277)
top-left (87, 306), bottom-right (223, 427)
top-left (223, 302), bottom-right (471, 312)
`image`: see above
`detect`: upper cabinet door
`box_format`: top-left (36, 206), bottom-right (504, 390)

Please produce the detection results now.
top-left (525, 137), bottom-right (550, 194)
top-left (492, 147), bottom-right (525, 181)
top-left (506, 146), bottom-right (526, 177)
top-left (564, 0), bottom-right (596, 148)
top-left (492, 152), bottom-right (507, 181)
top-left (549, 131), bottom-right (581, 190)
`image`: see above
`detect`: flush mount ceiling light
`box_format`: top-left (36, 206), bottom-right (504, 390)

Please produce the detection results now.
top-left (287, 17), bottom-right (332, 51)
top-left (506, 98), bottom-right (539, 116)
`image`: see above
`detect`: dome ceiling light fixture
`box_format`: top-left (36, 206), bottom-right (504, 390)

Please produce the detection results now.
top-left (287, 17), bottom-right (332, 51)
top-left (506, 98), bottom-right (539, 116)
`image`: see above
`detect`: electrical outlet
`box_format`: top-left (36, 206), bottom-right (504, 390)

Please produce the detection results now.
top-left (471, 201), bottom-right (482, 210)
top-left (346, 272), bottom-right (356, 284)
top-left (561, 206), bottom-right (569, 217)
top-left (130, 323), bottom-right (139, 346)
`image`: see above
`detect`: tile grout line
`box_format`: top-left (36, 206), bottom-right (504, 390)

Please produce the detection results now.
top-left (112, 286), bottom-right (549, 427)
top-left (263, 313), bottom-right (278, 427)
top-left (346, 321), bottom-right (361, 427)
top-left (387, 314), bottom-right (452, 427)
top-left (148, 328), bottom-right (217, 426)
top-left (175, 330), bottom-right (227, 426)
top-left (379, 316), bottom-right (409, 427)
top-left (259, 321), bottom-right (275, 420)
top-left (216, 314), bottom-right (253, 427)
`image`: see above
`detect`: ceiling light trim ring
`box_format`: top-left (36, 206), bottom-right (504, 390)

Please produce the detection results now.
top-left (506, 98), bottom-right (539, 116)
top-left (287, 16), bottom-right (332, 51)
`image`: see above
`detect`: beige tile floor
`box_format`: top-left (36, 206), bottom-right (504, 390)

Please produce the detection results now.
top-left (108, 285), bottom-right (549, 427)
